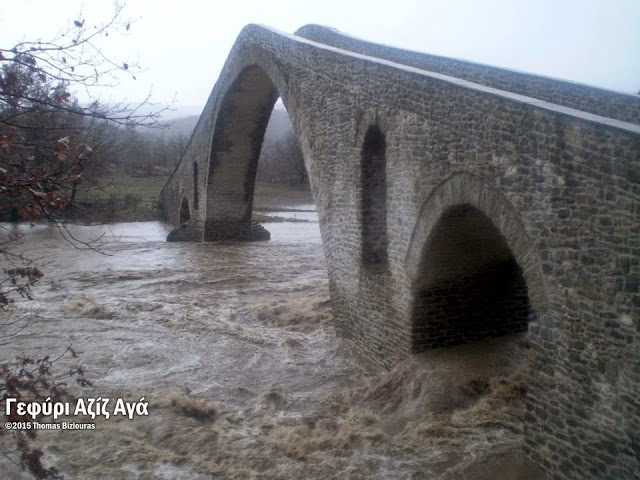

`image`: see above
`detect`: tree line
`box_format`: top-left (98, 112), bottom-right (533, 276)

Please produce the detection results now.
top-left (257, 107), bottom-right (307, 186)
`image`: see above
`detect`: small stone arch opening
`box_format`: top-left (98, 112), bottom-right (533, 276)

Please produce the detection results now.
top-left (193, 163), bottom-right (199, 210)
top-left (412, 204), bottom-right (530, 352)
top-left (179, 197), bottom-right (191, 227)
top-left (361, 125), bottom-right (388, 271)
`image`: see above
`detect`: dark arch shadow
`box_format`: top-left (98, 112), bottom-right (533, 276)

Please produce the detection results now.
top-left (360, 125), bottom-right (388, 273)
top-left (204, 64), bottom-right (310, 242)
top-left (179, 197), bottom-right (191, 226)
top-left (405, 172), bottom-right (547, 352)
top-left (412, 204), bottom-right (531, 351)
top-left (204, 65), bottom-right (277, 241)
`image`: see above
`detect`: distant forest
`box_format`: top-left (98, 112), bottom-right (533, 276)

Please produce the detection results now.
top-left (0, 95), bottom-right (305, 222)
top-left (256, 107), bottom-right (307, 186)
top-left (71, 105), bottom-right (308, 221)
top-left (106, 105), bottom-right (307, 186)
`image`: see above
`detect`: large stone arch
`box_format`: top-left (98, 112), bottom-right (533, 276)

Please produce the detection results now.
top-left (204, 65), bottom-right (277, 240)
top-left (200, 35), bottom-right (315, 241)
top-left (405, 172), bottom-right (547, 350)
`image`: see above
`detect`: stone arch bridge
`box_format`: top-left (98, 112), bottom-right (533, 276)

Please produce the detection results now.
top-left (159, 25), bottom-right (639, 480)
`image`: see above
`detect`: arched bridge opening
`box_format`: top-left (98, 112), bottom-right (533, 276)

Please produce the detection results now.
top-left (412, 204), bottom-right (531, 352)
top-left (204, 64), bottom-right (310, 242)
top-left (204, 65), bottom-right (279, 241)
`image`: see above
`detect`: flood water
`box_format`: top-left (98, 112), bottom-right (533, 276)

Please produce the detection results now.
top-left (0, 215), bottom-right (547, 479)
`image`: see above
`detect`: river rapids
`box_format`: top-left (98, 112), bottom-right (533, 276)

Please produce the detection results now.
top-left (0, 218), bottom-right (547, 479)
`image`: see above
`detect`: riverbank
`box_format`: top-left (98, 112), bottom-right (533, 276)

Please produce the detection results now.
top-left (67, 173), bottom-right (313, 223)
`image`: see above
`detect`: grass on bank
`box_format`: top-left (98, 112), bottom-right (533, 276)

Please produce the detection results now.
top-left (71, 172), bottom-right (170, 223)
top-left (70, 172), bottom-right (314, 223)
top-left (253, 182), bottom-right (314, 210)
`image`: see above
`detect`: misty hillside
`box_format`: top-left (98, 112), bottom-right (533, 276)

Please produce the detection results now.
top-left (160, 105), bottom-right (293, 143)
top-left (166, 115), bottom-right (200, 138)
top-left (142, 105), bottom-right (304, 186)
top-left (263, 107), bottom-right (294, 142)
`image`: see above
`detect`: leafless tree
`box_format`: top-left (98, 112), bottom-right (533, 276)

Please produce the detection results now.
top-left (0, 3), bottom-right (165, 477)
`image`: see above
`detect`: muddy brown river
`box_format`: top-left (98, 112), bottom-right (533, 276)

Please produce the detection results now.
top-left (0, 219), bottom-right (547, 479)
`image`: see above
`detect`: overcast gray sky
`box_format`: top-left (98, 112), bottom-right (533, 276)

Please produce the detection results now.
top-left (1, 0), bottom-right (639, 114)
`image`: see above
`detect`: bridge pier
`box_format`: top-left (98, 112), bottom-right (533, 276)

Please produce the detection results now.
top-left (204, 220), bottom-right (270, 242)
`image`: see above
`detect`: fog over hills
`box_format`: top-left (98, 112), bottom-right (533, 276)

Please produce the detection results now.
top-left (149, 104), bottom-right (301, 184)
top-left (164, 115), bottom-right (199, 138)
top-left (160, 104), bottom-right (293, 143)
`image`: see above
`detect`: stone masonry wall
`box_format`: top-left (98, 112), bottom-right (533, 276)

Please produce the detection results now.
top-left (160, 25), bottom-right (640, 479)
top-left (296, 24), bottom-right (640, 125)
